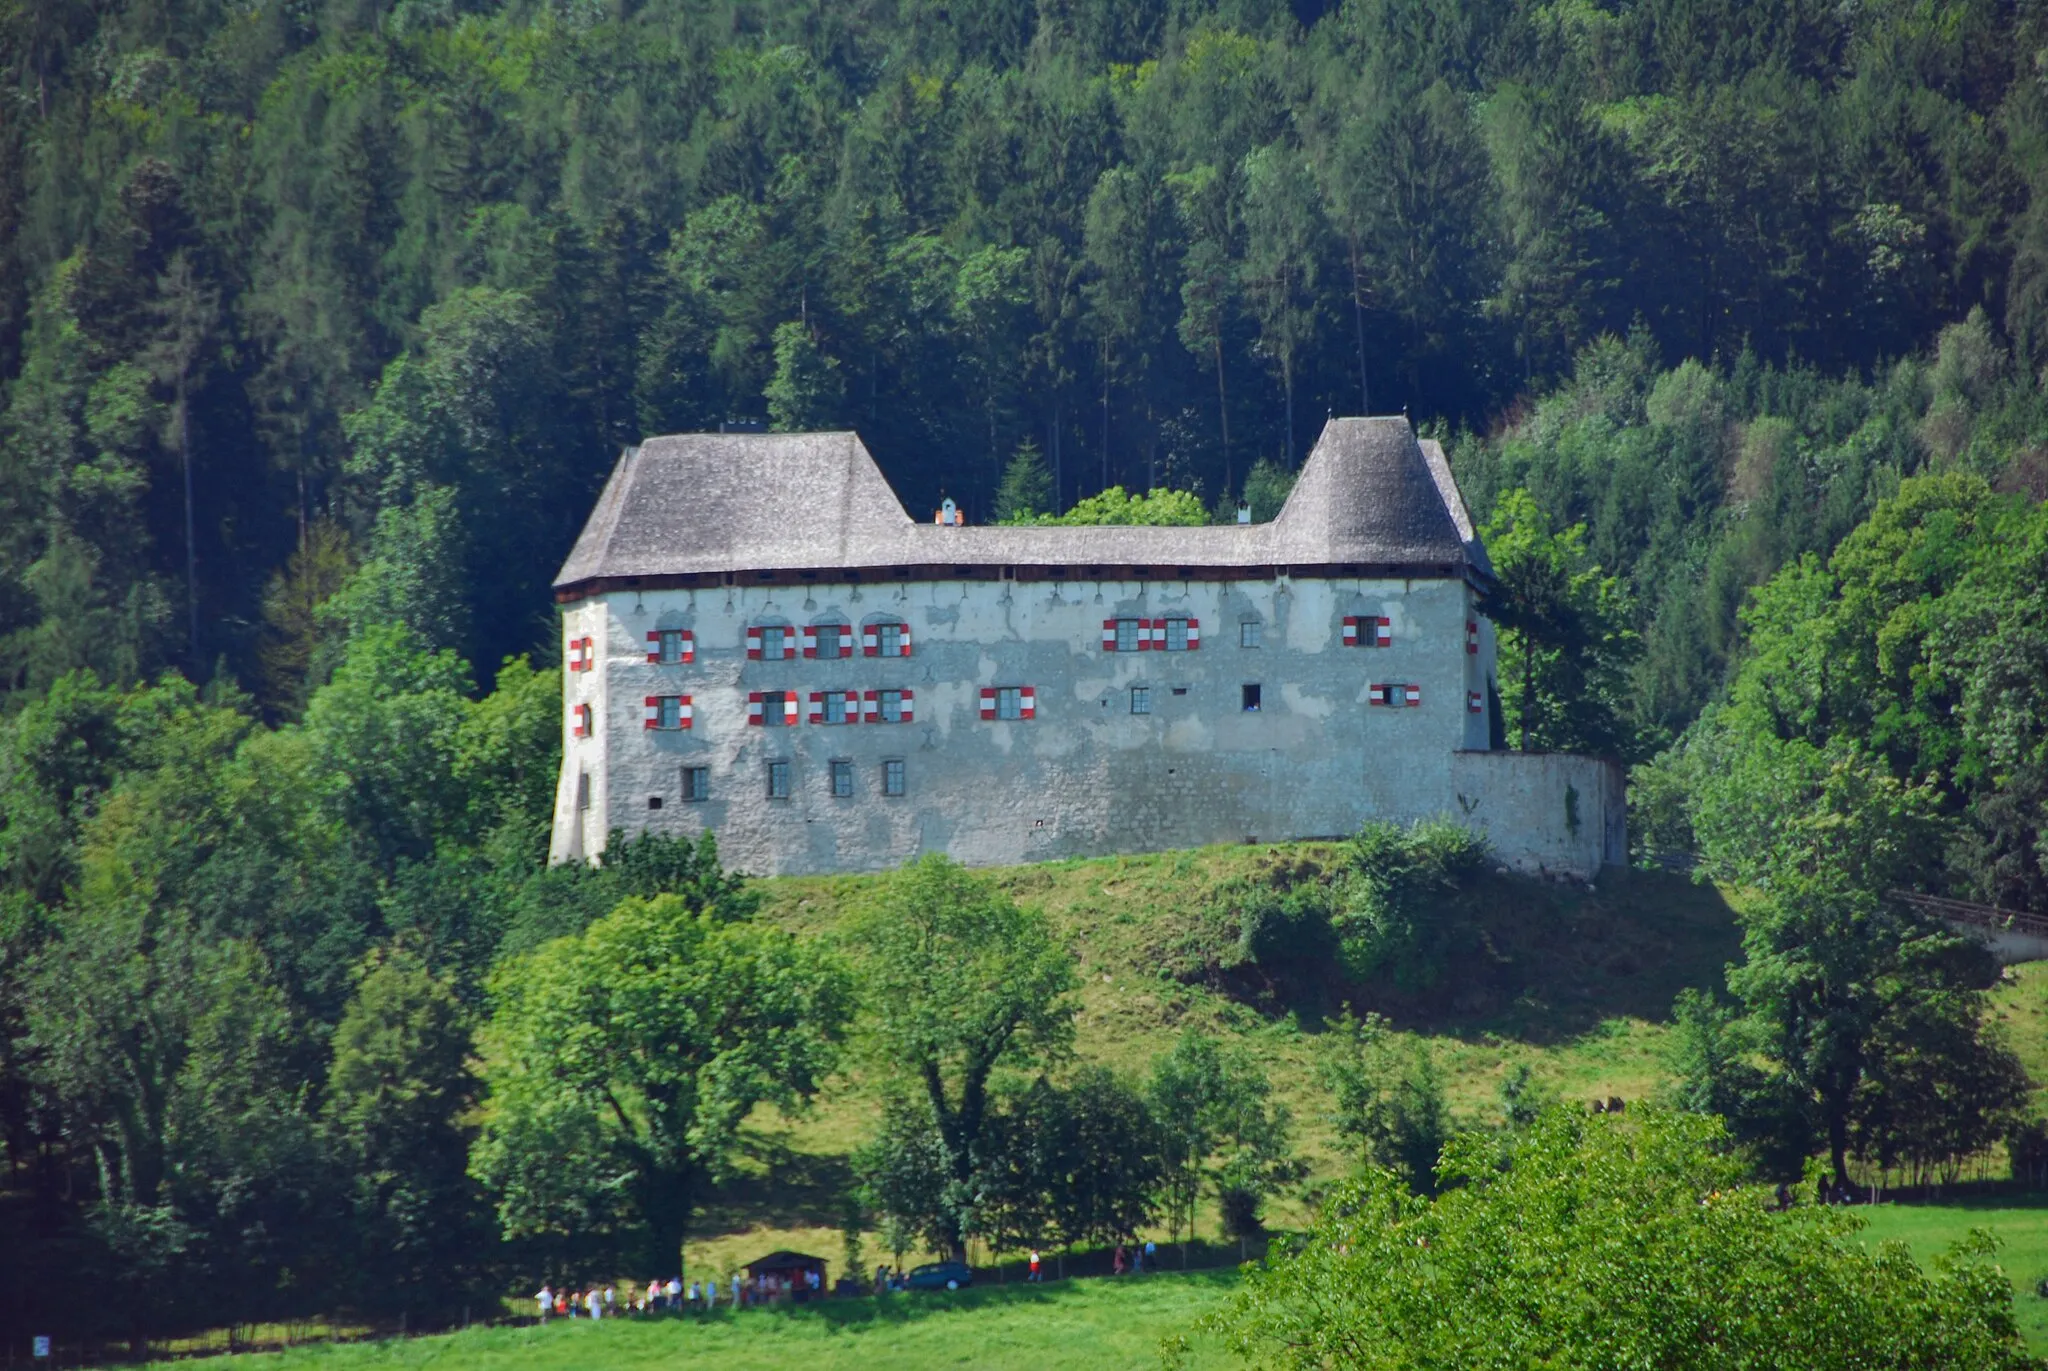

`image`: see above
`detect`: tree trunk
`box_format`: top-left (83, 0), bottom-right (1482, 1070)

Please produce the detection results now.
top-left (1213, 335), bottom-right (1231, 499)
top-left (178, 375), bottom-right (198, 665)
top-left (1350, 235), bottom-right (1370, 416)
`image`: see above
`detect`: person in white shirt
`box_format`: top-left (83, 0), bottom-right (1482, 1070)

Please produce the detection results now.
top-left (703, 1275), bottom-right (716, 1310)
top-left (536, 1285), bottom-right (553, 1322)
top-left (586, 1288), bottom-right (601, 1320)
top-left (730, 1272), bottom-right (741, 1307)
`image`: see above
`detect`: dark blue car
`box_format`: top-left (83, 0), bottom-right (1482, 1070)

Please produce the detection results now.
top-left (904, 1260), bottom-right (973, 1291)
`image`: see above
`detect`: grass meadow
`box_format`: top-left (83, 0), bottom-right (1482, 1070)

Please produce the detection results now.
top-left (125, 847), bottom-right (2048, 1365)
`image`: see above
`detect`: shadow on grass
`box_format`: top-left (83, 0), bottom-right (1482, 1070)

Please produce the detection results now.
top-left (1865, 1183), bottom-right (2048, 1212)
top-left (695, 1133), bottom-right (857, 1235)
top-left (719, 1268), bottom-right (1241, 1334)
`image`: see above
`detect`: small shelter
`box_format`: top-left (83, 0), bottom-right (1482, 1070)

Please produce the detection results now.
top-left (743, 1250), bottom-right (829, 1303)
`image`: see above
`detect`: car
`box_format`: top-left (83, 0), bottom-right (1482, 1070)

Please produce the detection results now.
top-left (904, 1260), bottom-right (973, 1292)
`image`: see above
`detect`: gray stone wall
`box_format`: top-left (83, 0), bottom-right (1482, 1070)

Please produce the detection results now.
top-left (549, 572), bottom-right (1623, 878)
top-left (1446, 750), bottom-right (1627, 880)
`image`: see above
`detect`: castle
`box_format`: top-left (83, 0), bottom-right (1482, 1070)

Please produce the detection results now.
top-left (549, 417), bottom-right (1625, 878)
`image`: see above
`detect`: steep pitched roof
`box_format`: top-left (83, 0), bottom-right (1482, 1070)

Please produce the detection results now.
top-left (554, 417), bottom-right (1487, 591)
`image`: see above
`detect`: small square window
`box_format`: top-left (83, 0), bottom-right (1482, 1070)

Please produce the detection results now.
top-left (761, 626), bottom-right (787, 659)
top-left (648, 795), bottom-right (664, 811)
top-left (766, 760), bottom-right (791, 799)
top-left (1171, 686), bottom-right (1188, 696)
top-left (656, 696), bottom-right (683, 730)
top-left (681, 767), bottom-right (710, 802)
top-left (997, 687), bottom-right (1023, 721)
top-left (830, 759), bottom-right (854, 798)
top-left (882, 759), bottom-right (906, 797)
top-left (1115, 618), bottom-right (1142, 652)
top-left (1164, 618), bottom-right (1189, 651)
top-left (816, 624), bottom-right (841, 658)
top-left (879, 623), bottom-right (906, 656)
top-left (1130, 686), bottom-right (1151, 715)
top-left (1240, 620), bottom-right (1262, 649)
top-left (762, 690), bottom-right (790, 726)
top-left (824, 692), bottom-right (850, 725)
top-left (658, 629), bottom-right (687, 664)
top-left (1242, 683), bottom-right (1262, 712)
top-left (880, 689), bottom-right (906, 723)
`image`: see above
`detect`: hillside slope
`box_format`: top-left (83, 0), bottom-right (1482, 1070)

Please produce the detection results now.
top-left (677, 845), bottom-right (1753, 1277)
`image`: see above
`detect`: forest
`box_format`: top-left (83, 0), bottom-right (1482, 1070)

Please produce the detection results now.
top-left (6, 0), bottom-right (2048, 1358)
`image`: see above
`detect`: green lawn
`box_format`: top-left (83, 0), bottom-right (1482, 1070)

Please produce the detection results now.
top-left (144, 1273), bottom-right (1241, 1371)
top-left (1857, 1194), bottom-right (2048, 1354)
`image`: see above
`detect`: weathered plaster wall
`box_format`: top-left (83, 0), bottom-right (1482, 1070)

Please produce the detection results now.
top-left (1446, 750), bottom-right (1627, 880)
top-left (551, 572), bottom-right (1521, 876)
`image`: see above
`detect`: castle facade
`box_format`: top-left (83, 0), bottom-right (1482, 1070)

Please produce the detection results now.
top-left (549, 418), bottom-right (1624, 877)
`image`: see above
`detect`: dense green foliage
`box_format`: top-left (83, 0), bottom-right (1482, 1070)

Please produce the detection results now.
top-left (9, 0), bottom-right (2048, 690)
top-left (1203, 1109), bottom-right (2042, 1371)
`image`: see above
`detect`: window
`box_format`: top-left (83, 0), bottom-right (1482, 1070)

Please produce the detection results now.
top-left (879, 689), bottom-right (907, 723)
top-left (1163, 617), bottom-right (1192, 651)
top-left (882, 759), bottom-right (905, 797)
top-left (766, 760), bottom-right (791, 799)
top-left (645, 695), bottom-right (689, 730)
top-left (1344, 615), bottom-right (1392, 648)
top-left (647, 629), bottom-right (692, 664)
top-left (980, 686), bottom-right (1037, 720)
top-left (761, 626), bottom-right (787, 660)
top-left (648, 795), bottom-right (664, 811)
top-left (815, 624), bottom-right (842, 658)
top-left (762, 690), bottom-right (790, 725)
top-left (1242, 683), bottom-right (1262, 712)
top-left (1115, 618), bottom-right (1142, 652)
top-left (878, 622), bottom-right (906, 657)
top-left (1240, 620), bottom-right (1262, 649)
top-left (998, 687), bottom-right (1023, 720)
top-left (681, 767), bottom-right (710, 802)
top-left (575, 771), bottom-right (590, 810)
top-left (824, 691), bottom-right (850, 724)
top-left (1369, 683), bottom-right (1421, 708)
top-left (1130, 686), bottom-right (1151, 715)
top-left (830, 759), bottom-right (854, 798)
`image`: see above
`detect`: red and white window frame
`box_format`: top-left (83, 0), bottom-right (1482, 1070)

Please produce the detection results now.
top-left (808, 689), bottom-right (861, 724)
top-left (979, 686), bottom-right (1038, 720)
top-left (861, 621), bottom-right (913, 658)
top-left (569, 702), bottom-right (593, 737)
top-left (1367, 683), bottom-right (1422, 708)
top-left (1343, 615), bottom-right (1393, 647)
top-left (746, 690), bottom-right (803, 726)
top-left (644, 695), bottom-right (693, 730)
top-left (1467, 620), bottom-right (1481, 656)
top-left (745, 625), bottom-right (799, 661)
top-left (567, 635), bottom-right (596, 671)
top-left (1467, 691), bottom-right (1485, 714)
top-left (646, 629), bottom-right (695, 664)
top-left (803, 623), bottom-right (856, 659)
top-left (861, 688), bottom-right (915, 724)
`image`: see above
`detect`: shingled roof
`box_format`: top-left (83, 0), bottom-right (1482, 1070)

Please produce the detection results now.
top-left (553, 416), bottom-right (1489, 594)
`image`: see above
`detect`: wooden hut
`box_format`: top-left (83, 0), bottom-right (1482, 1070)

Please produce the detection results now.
top-left (742, 1250), bottom-right (829, 1303)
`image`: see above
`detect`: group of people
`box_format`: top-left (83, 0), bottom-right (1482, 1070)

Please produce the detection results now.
top-left (535, 1271), bottom-right (822, 1322)
top-left (1110, 1240), bottom-right (1157, 1276)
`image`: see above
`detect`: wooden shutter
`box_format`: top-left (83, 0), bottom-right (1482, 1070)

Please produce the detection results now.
top-left (808, 691), bottom-right (824, 724)
top-left (898, 688), bottom-right (914, 723)
top-left (1186, 617), bottom-right (1201, 649)
top-left (1403, 684), bottom-right (1422, 707)
top-left (1342, 616), bottom-right (1360, 646)
top-left (862, 689), bottom-right (879, 723)
top-left (747, 691), bottom-right (764, 725)
top-left (1467, 691), bottom-right (1484, 714)
top-left (1019, 686), bottom-right (1036, 720)
top-left (784, 693), bottom-right (801, 724)
top-left (782, 631), bottom-right (797, 661)
top-left (570, 703), bottom-right (591, 737)
top-left (1367, 684), bottom-right (1388, 707)
top-left (801, 627), bottom-right (817, 659)
top-left (1102, 618), bottom-right (1118, 650)
top-left (644, 696), bottom-right (661, 729)
top-left (746, 629), bottom-right (763, 660)
top-left (863, 627), bottom-right (879, 657)
top-left (1375, 617), bottom-right (1393, 648)
top-left (980, 687), bottom-right (997, 720)
top-left (1137, 618), bottom-right (1155, 651)
top-left (1467, 620), bottom-right (1480, 655)
top-left (897, 625), bottom-right (912, 657)
top-left (646, 631), bottom-right (660, 664)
